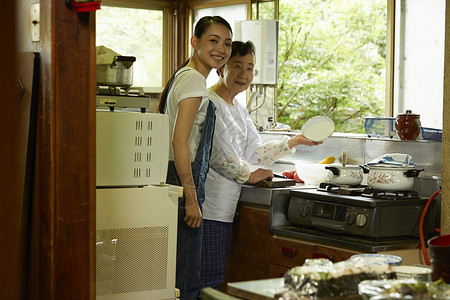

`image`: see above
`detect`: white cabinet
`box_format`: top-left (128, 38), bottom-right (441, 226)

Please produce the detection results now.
top-left (96, 185), bottom-right (180, 300)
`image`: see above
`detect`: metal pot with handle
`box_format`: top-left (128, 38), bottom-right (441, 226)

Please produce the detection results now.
top-left (96, 55), bottom-right (136, 88)
top-left (325, 150), bottom-right (364, 185)
top-left (360, 164), bottom-right (423, 191)
top-left (326, 165), bottom-right (363, 185)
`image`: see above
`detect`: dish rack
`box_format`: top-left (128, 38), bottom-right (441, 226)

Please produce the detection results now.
top-left (420, 127), bottom-right (442, 141)
top-left (364, 117), bottom-right (396, 139)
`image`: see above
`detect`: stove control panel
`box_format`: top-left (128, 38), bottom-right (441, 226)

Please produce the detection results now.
top-left (286, 196), bottom-right (424, 238)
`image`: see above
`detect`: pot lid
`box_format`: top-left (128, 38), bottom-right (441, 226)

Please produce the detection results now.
top-left (398, 109), bottom-right (420, 117)
top-left (328, 163), bottom-right (361, 168)
top-left (368, 164), bottom-right (414, 169)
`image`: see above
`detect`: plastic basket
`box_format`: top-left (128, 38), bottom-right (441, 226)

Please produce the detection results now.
top-left (364, 117), bottom-right (396, 138)
top-left (420, 127), bottom-right (442, 141)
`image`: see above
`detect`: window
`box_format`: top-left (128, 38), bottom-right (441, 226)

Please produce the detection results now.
top-left (274, 0), bottom-right (388, 133)
top-left (193, 0), bottom-right (445, 133)
top-left (393, 0), bottom-right (445, 129)
top-left (193, 0), bottom-right (390, 132)
top-left (96, 4), bottom-right (164, 89)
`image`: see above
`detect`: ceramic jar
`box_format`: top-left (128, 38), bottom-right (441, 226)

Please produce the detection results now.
top-left (395, 110), bottom-right (421, 140)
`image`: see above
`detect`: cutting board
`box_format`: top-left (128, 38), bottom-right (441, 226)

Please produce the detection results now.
top-left (257, 177), bottom-right (296, 188)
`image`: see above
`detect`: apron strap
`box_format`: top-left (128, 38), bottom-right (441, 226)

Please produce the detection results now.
top-left (163, 68), bottom-right (192, 114)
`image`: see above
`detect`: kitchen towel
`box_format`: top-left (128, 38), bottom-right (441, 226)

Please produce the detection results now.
top-left (367, 153), bottom-right (414, 167)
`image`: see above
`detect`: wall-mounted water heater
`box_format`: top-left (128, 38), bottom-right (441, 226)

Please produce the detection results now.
top-left (234, 20), bottom-right (279, 85)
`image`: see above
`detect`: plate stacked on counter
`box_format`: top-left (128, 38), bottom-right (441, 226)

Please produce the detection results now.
top-left (350, 254), bottom-right (403, 266)
top-left (391, 265), bottom-right (432, 282)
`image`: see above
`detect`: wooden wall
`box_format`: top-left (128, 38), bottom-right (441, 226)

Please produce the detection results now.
top-left (442, 0), bottom-right (450, 235)
top-left (12, 0), bottom-right (96, 299)
top-left (1, 1), bottom-right (21, 299)
top-left (34, 1), bottom-right (96, 298)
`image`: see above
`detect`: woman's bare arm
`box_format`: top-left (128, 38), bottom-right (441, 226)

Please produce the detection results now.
top-left (172, 97), bottom-right (202, 228)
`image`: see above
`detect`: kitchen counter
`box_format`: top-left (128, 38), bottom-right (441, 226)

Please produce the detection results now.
top-left (227, 278), bottom-right (284, 300)
top-left (239, 183), bottom-right (315, 206)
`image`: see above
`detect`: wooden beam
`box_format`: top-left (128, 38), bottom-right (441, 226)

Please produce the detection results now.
top-left (33, 0), bottom-right (96, 298)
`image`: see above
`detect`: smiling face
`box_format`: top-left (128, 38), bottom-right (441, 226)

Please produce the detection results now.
top-left (192, 23), bottom-right (232, 72)
top-left (219, 52), bottom-right (255, 95)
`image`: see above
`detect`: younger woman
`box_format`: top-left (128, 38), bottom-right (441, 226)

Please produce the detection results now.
top-left (157, 16), bottom-right (233, 300)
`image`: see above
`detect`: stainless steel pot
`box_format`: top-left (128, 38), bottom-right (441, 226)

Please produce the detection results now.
top-left (325, 165), bottom-right (363, 185)
top-left (360, 165), bottom-right (423, 191)
top-left (96, 56), bottom-right (136, 88)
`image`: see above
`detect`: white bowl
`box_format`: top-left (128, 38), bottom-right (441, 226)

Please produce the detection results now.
top-left (294, 162), bottom-right (329, 186)
top-left (301, 116), bottom-right (335, 142)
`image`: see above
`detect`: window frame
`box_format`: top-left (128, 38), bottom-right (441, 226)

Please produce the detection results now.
top-left (187, 0), bottom-right (395, 117)
top-left (99, 0), bottom-right (173, 90)
top-left (97, 0), bottom-right (397, 117)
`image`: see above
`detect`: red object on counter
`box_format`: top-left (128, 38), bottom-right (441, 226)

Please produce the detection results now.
top-left (282, 170), bottom-right (295, 179)
top-left (72, 0), bottom-right (101, 12)
top-left (293, 172), bottom-right (304, 183)
top-left (282, 170), bottom-right (304, 183)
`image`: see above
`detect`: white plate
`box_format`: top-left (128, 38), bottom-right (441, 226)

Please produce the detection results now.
top-left (350, 254), bottom-right (403, 266)
top-left (301, 116), bottom-right (335, 142)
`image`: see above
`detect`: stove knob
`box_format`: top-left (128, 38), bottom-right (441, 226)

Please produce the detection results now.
top-left (301, 205), bottom-right (310, 217)
top-left (346, 212), bottom-right (356, 225)
top-left (355, 214), bottom-right (367, 227)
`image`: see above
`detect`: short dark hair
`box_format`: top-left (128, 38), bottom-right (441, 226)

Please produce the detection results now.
top-left (231, 41), bottom-right (256, 58)
top-left (216, 40), bottom-right (256, 75)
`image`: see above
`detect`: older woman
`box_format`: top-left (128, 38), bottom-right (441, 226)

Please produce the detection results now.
top-left (201, 41), bottom-right (321, 289)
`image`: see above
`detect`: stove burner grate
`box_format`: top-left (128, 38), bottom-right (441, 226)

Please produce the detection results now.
top-left (361, 188), bottom-right (419, 200)
top-left (317, 182), bottom-right (367, 195)
top-left (96, 85), bottom-right (145, 96)
top-left (317, 182), bottom-right (420, 200)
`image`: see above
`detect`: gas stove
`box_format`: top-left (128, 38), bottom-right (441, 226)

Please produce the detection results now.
top-left (96, 85), bottom-right (153, 112)
top-left (288, 187), bottom-right (429, 238)
top-left (268, 184), bottom-right (436, 252)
